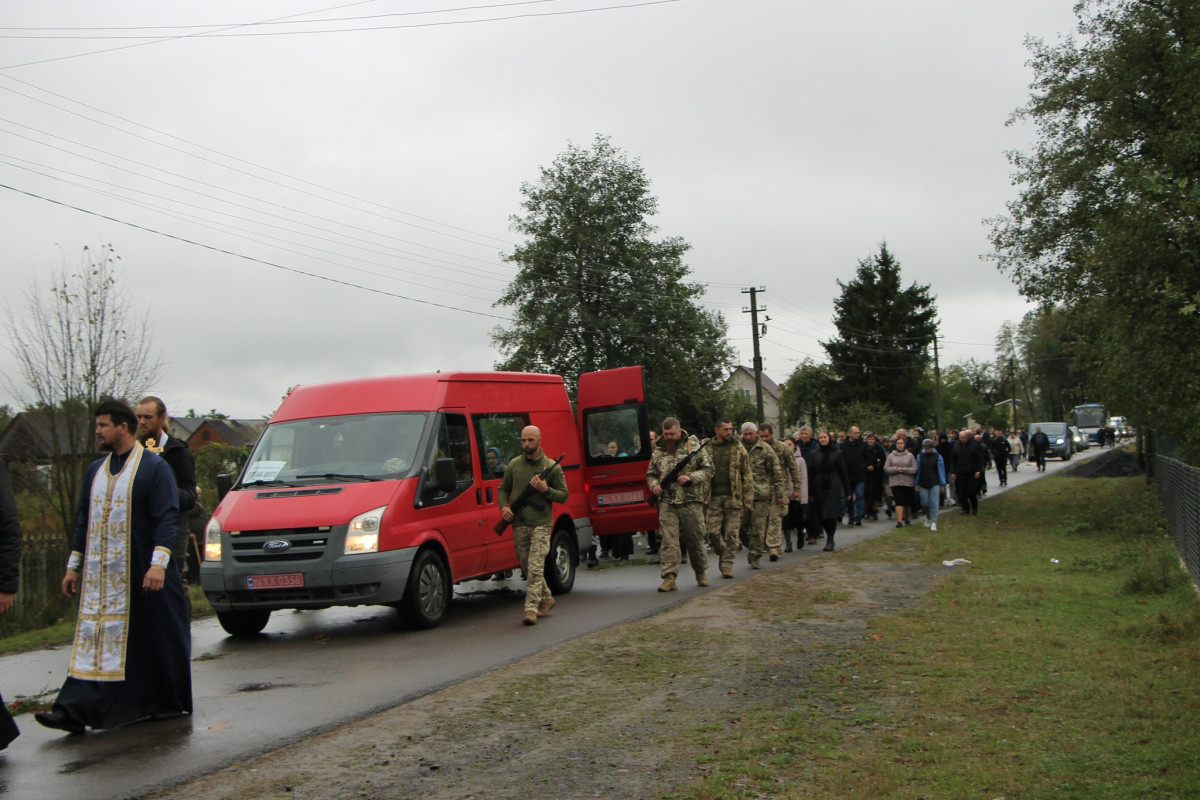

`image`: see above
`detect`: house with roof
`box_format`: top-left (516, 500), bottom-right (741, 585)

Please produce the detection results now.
top-left (187, 418), bottom-right (267, 450)
top-left (0, 411), bottom-right (96, 462)
top-left (724, 366), bottom-right (783, 433)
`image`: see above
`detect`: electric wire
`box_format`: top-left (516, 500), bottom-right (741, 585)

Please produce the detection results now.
top-left (0, 0), bottom-right (682, 69)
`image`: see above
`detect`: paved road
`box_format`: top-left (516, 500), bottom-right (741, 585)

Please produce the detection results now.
top-left (0, 446), bottom-right (1101, 799)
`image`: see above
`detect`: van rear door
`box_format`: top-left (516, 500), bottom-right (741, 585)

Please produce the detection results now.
top-left (576, 366), bottom-right (658, 536)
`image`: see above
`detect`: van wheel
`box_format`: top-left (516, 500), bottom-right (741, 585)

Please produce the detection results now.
top-left (217, 608), bottom-right (271, 637)
top-left (398, 549), bottom-right (450, 629)
top-left (544, 527), bottom-right (576, 595)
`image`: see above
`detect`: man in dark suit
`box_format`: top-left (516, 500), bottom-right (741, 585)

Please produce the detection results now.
top-left (136, 397), bottom-right (198, 578)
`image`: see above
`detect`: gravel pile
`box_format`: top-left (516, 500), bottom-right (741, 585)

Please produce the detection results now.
top-left (1066, 448), bottom-right (1142, 478)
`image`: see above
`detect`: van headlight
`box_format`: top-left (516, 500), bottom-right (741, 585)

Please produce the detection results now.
top-left (1054, 437), bottom-right (1065, 444)
top-left (345, 506), bottom-right (385, 554)
top-left (205, 516), bottom-right (224, 561)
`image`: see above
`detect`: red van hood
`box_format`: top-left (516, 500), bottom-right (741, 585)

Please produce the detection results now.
top-left (214, 481), bottom-right (404, 531)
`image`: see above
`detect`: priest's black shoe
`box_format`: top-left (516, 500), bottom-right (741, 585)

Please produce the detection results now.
top-left (35, 710), bottom-right (84, 734)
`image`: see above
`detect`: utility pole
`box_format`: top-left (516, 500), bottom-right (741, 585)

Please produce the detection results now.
top-left (742, 286), bottom-right (766, 424)
top-left (1010, 355), bottom-right (1018, 430)
top-left (932, 334), bottom-right (945, 433)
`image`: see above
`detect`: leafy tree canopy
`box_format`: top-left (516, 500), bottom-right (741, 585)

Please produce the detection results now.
top-left (492, 135), bottom-right (734, 431)
top-left (989, 0), bottom-right (1200, 455)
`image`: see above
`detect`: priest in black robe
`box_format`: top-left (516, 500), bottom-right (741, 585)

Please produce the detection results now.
top-left (36, 399), bottom-right (192, 734)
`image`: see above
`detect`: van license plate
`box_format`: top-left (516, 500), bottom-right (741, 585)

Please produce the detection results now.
top-left (247, 573), bottom-right (304, 589)
top-left (598, 490), bottom-right (643, 506)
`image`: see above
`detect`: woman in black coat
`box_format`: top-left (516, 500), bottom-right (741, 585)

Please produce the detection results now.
top-left (807, 430), bottom-right (852, 552)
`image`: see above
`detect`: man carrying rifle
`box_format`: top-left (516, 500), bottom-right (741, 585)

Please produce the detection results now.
top-left (646, 417), bottom-right (713, 592)
top-left (499, 426), bottom-right (568, 626)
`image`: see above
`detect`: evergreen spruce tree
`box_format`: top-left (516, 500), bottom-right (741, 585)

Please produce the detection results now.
top-left (822, 244), bottom-right (938, 424)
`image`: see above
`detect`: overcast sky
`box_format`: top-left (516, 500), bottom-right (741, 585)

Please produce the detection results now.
top-left (0, 0), bottom-right (1080, 419)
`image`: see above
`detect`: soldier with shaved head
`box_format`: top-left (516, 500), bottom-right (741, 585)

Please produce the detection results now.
top-left (499, 425), bottom-right (568, 626)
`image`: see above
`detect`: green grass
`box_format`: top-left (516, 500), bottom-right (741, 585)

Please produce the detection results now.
top-left (672, 475), bottom-right (1200, 800)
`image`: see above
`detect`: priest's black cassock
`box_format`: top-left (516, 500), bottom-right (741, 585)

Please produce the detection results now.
top-left (49, 442), bottom-right (192, 730)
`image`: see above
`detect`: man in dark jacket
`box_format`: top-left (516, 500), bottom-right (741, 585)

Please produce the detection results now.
top-left (1029, 427), bottom-right (1051, 472)
top-left (839, 426), bottom-right (868, 526)
top-left (0, 458), bottom-right (21, 748)
top-left (795, 426), bottom-right (822, 541)
top-left (949, 429), bottom-right (987, 515)
top-left (136, 397), bottom-right (198, 578)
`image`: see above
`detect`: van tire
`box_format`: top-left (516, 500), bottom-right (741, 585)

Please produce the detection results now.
top-left (398, 548), bottom-right (450, 629)
top-left (216, 608), bottom-right (271, 637)
top-left (544, 527), bottom-right (576, 596)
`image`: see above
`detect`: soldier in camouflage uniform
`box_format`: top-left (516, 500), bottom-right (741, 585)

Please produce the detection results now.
top-left (646, 417), bottom-right (714, 592)
top-left (758, 422), bottom-right (802, 561)
top-left (740, 422), bottom-right (785, 569)
top-left (499, 426), bottom-right (569, 626)
top-left (701, 418), bottom-right (752, 579)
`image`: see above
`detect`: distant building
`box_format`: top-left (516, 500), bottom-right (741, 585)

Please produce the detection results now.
top-left (188, 418), bottom-right (267, 450)
top-left (0, 411), bottom-right (95, 462)
top-left (166, 416), bottom-right (204, 444)
top-left (724, 366), bottom-right (782, 433)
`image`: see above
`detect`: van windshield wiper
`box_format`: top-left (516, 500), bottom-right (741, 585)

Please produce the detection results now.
top-left (296, 473), bottom-right (383, 483)
top-left (238, 479), bottom-right (300, 488)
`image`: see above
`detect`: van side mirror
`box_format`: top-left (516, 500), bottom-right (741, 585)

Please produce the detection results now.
top-left (217, 474), bottom-right (232, 502)
top-left (434, 458), bottom-right (457, 493)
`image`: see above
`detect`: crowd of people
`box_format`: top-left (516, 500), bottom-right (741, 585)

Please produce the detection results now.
top-left (637, 418), bottom-right (1055, 593)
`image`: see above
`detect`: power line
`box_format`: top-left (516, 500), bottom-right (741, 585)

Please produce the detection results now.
top-left (0, 0), bottom-right (682, 68)
top-left (0, 0), bottom-right (385, 70)
top-left (0, 1), bottom-right (559, 33)
top-left (0, 180), bottom-right (514, 320)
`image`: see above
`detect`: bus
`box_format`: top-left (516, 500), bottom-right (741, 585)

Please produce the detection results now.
top-left (1070, 403), bottom-right (1106, 444)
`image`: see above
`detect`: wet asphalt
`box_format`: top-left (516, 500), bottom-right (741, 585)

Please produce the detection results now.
top-left (0, 446), bottom-right (1102, 799)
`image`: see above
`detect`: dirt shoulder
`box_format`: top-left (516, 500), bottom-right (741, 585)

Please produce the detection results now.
top-left (148, 555), bottom-right (944, 800)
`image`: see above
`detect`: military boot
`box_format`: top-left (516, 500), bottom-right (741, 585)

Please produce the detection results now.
top-left (658, 575), bottom-right (677, 592)
top-left (720, 564), bottom-right (733, 579)
top-left (695, 572), bottom-right (709, 587)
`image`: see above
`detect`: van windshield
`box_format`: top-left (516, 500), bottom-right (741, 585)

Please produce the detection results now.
top-left (240, 412), bottom-right (428, 485)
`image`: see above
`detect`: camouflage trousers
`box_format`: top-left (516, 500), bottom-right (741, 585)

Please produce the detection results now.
top-left (767, 502), bottom-right (784, 557)
top-left (513, 524), bottom-right (551, 614)
top-left (745, 499), bottom-right (772, 565)
top-left (657, 501), bottom-right (708, 579)
top-left (705, 494), bottom-right (742, 572)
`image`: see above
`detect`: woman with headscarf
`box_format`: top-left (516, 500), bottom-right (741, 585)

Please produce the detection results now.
top-left (807, 430), bottom-right (851, 552)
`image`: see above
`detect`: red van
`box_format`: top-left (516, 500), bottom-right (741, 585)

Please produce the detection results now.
top-left (200, 367), bottom-right (657, 636)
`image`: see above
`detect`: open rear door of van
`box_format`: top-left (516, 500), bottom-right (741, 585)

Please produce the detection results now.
top-left (576, 366), bottom-right (658, 536)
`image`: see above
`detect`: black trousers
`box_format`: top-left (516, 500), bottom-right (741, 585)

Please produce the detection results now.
top-left (0, 691), bottom-right (18, 748)
top-left (955, 475), bottom-right (979, 513)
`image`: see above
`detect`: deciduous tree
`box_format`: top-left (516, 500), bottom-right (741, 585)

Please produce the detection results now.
top-left (492, 136), bottom-right (734, 431)
top-left (989, 0), bottom-right (1200, 456)
top-left (3, 244), bottom-right (161, 539)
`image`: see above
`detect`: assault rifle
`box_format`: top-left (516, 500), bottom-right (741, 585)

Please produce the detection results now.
top-left (648, 438), bottom-right (710, 507)
top-left (494, 452), bottom-right (566, 536)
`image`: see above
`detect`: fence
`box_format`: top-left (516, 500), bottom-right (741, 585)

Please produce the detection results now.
top-left (1155, 453), bottom-right (1200, 589)
top-left (0, 530), bottom-right (75, 639)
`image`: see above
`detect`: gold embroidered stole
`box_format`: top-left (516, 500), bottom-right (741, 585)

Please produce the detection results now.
top-left (69, 442), bottom-right (145, 681)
